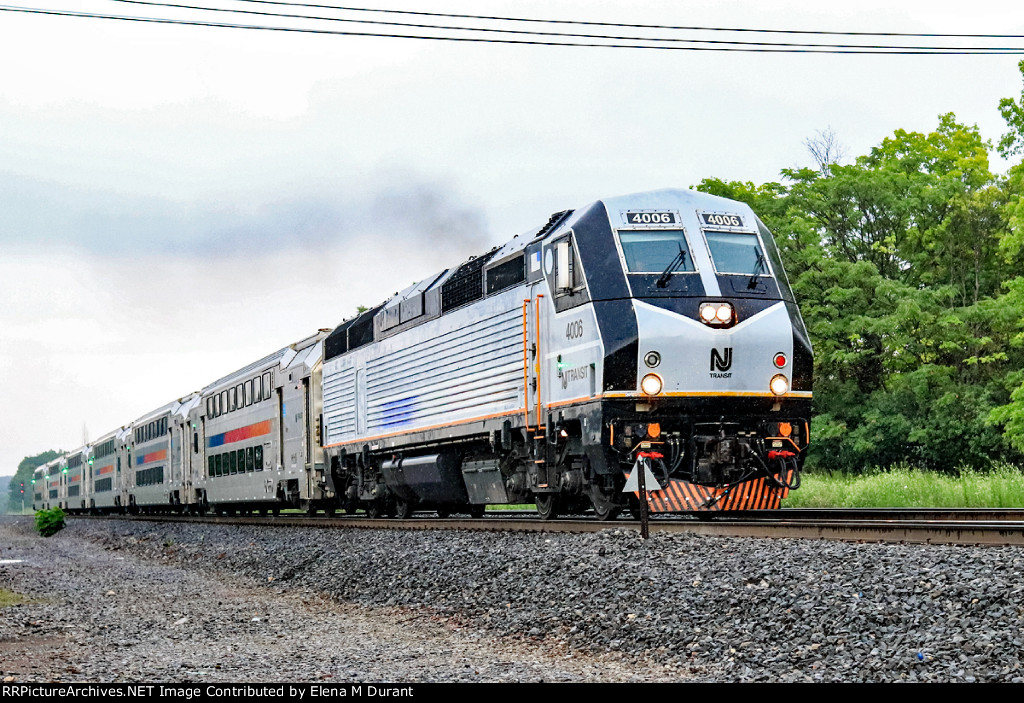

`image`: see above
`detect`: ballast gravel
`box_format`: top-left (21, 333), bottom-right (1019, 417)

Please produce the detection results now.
top-left (3, 516), bottom-right (1024, 682)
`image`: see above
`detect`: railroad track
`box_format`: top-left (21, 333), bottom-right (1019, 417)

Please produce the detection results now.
top-left (72, 508), bottom-right (1024, 546)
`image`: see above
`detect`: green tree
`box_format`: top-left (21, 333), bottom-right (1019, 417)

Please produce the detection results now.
top-left (699, 106), bottom-right (1023, 473)
top-left (6, 451), bottom-right (62, 513)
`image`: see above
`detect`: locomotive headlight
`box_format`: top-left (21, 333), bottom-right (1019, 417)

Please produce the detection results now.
top-left (641, 373), bottom-right (664, 396)
top-left (770, 374), bottom-right (790, 396)
top-left (699, 302), bottom-right (734, 326)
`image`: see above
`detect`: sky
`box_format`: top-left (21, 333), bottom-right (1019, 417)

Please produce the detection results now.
top-left (2, 0), bottom-right (1024, 474)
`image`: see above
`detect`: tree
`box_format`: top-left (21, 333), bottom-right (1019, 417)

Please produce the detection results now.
top-left (698, 107), bottom-right (1024, 473)
top-left (6, 451), bottom-right (62, 513)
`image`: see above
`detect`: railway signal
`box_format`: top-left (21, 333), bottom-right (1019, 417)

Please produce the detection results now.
top-left (624, 451), bottom-right (662, 540)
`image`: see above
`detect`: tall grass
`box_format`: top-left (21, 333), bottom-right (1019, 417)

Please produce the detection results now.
top-left (783, 463), bottom-right (1024, 508)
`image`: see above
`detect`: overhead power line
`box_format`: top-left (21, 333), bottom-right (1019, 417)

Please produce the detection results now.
top-left (225, 0), bottom-right (1024, 40)
top-left (2, 3), bottom-right (1024, 54)
top-left (100, 0), bottom-right (1024, 52)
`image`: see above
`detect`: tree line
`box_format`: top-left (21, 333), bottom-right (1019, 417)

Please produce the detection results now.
top-left (698, 61), bottom-right (1024, 473)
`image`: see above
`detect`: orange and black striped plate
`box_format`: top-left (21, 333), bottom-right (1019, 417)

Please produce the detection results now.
top-left (625, 471), bottom-right (793, 512)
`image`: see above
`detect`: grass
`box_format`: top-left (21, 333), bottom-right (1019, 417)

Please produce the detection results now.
top-left (0, 589), bottom-right (28, 609)
top-left (783, 463), bottom-right (1024, 508)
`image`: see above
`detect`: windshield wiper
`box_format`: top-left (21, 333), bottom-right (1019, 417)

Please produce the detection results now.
top-left (656, 245), bottom-right (687, 288)
top-left (748, 250), bottom-right (767, 289)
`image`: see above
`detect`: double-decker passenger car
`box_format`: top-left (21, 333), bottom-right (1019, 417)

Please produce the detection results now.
top-left (190, 330), bottom-right (330, 514)
top-left (85, 428), bottom-right (129, 513)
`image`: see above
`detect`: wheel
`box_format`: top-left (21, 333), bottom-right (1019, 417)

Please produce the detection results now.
top-left (325, 506), bottom-right (336, 517)
top-left (345, 504), bottom-right (358, 515)
top-left (591, 500), bottom-right (621, 522)
top-left (535, 494), bottom-right (560, 521)
top-left (437, 508), bottom-right (451, 519)
top-left (366, 500), bottom-right (383, 519)
top-left (394, 498), bottom-right (414, 519)
top-left (468, 504), bottom-right (485, 519)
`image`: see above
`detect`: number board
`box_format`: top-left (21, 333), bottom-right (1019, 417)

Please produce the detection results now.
top-left (623, 211), bottom-right (678, 226)
top-left (700, 212), bottom-right (745, 228)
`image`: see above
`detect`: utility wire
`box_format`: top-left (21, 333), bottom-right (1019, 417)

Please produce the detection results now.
top-left (225, 0), bottom-right (1024, 40)
top-left (100, 0), bottom-right (1024, 52)
top-left (2, 4), bottom-right (1023, 53)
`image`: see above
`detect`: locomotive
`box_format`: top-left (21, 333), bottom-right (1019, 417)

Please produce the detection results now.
top-left (34, 188), bottom-right (811, 520)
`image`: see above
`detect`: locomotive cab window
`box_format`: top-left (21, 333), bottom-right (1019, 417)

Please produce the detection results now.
top-left (550, 236), bottom-right (585, 295)
top-left (704, 230), bottom-right (771, 276)
top-left (617, 230), bottom-right (696, 274)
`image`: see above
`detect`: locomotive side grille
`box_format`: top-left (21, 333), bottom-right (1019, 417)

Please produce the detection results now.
top-left (323, 367), bottom-right (357, 445)
top-left (533, 209), bottom-right (574, 239)
top-left (366, 306), bottom-right (522, 433)
top-left (441, 252), bottom-right (496, 313)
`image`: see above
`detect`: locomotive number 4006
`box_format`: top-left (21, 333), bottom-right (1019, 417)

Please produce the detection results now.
top-left (700, 212), bottom-right (744, 227)
top-left (625, 211), bottom-right (677, 225)
top-left (565, 320), bottom-right (584, 340)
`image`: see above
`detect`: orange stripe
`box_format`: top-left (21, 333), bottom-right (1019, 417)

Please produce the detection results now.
top-left (737, 480), bottom-right (755, 509)
top-left (742, 481), bottom-right (755, 510)
top-left (534, 295), bottom-right (544, 428)
top-left (728, 483), bottom-right (745, 510)
top-left (687, 482), bottom-right (705, 510)
top-left (665, 483), bottom-right (683, 512)
top-left (546, 395), bottom-right (604, 409)
top-left (522, 299), bottom-right (531, 432)
top-left (604, 390), bottom-right (813, 399)
top-left (671, 483), bottom-right (687, 511)
top-left (750, 480), bottom-right (763, 510)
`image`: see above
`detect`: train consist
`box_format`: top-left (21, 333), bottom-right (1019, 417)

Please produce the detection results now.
top-left (33, 188), bottom-right (811, 520)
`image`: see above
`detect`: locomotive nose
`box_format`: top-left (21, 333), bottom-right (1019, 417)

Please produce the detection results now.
top-left (633, 299), bottom-right (795, 397)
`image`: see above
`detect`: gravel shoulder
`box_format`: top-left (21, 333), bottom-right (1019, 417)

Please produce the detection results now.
top-left (4, 515), bottom-right (1024, 683)
top-left (0, 517), bottom-right (683, 683)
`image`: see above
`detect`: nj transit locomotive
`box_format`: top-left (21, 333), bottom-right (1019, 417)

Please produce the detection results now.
top-left (322, 187), bottom-right (811, 519)
top-left (35, 188), bottom-right (811, 519)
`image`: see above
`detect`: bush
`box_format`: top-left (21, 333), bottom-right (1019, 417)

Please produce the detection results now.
top-left (34, 507), bottom-right (65, 537)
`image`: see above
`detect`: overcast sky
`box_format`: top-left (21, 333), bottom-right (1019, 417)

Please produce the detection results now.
top-left (2, 0), bottom-right (1023, 474)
